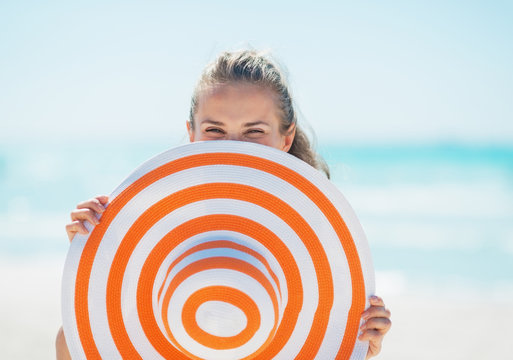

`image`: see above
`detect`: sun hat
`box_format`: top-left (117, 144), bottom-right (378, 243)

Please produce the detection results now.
top-left (61, 140), bottom-right (375, 360)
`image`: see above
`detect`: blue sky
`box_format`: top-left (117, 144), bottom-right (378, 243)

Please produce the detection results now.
top-left (1, 0), bottom-right (512, 145)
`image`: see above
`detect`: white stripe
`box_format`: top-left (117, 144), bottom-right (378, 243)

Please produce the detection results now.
top-left (151, 230), bottom-right (286, 341)
top-left (108, 141), bottom-right (323, 201)
top-left (61, 229), bottom-right (91, 360)
top-left (166, 269), bottom-right (276, 360)
top-left (156, 247), bottom-right (281, 315)
top-left (89, 168), bottom-right (335, 359)
top-left (119, 199), bottom-right (316, 358)
top-left (196, 301), bottom-right (248, 337)
top-left (64, 141), bottom-right (374, 360)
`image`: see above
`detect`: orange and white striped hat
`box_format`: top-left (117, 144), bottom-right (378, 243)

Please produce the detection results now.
top-left (62, 141), bottom-right (375, 360)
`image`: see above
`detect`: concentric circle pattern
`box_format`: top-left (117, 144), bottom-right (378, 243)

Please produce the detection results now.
top-left (62, 141), bottom-right (375, 360)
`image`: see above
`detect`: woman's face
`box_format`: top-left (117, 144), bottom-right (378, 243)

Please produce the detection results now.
top-left (187, 83), bottom-right (295, 152)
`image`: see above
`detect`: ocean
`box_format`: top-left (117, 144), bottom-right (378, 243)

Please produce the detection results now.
top-left (1, 141), bottom-right (512, 298)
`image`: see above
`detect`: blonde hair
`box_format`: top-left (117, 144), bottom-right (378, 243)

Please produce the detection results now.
top-left (189, 49), bottom-right (330, 178)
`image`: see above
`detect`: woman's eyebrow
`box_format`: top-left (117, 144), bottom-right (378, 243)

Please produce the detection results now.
top-left (243, 121), bottom-right (270, 127)
top-left (200, 119), bottom-right (224, 126)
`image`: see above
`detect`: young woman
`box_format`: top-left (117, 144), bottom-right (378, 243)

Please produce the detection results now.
top-left (56, 50), bottom-right (391, 359)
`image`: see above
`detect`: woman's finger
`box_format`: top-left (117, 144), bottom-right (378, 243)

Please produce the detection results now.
top-left (66, 196), bottom-right (108, 242)
top-left (95, 195), bottom-right (109, 205)
top-left (369, 295), bottom-right (385, 307)
top-left (360, 317), bottom-right (392, 334)
top-left (70, 208), bottom-right (100, 225)
top-left (65, 221), bottom-right (89, 242)
top-left (359, 328), bottom-right (383, 341)
top-left (361, 296), bottom-right (391, 359)
top-left (76, 197), bottom-right (106, 214)
top-left (361, 305), bottom-right (391, 321)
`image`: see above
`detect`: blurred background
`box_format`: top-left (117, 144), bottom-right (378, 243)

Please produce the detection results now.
top-left (1, 0), bottom-right (512, 359)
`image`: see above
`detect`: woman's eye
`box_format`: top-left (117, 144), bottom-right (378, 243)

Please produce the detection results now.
top-left (205, 128), bottom-right (224, 134)
top-left (246, 129), bottom-right (264, 134)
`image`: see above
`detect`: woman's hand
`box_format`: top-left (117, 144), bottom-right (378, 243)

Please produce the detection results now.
top-left (65, 195), bottom-right (109, 241)
top-left (360, 295), bottom-right (392, 359)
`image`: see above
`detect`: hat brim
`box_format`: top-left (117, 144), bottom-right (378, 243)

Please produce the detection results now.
top-left (62, 140), bottom-right (374, 360)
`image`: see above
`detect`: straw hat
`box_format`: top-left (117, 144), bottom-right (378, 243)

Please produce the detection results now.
top-left (62, 141), bottom-right (374, 359)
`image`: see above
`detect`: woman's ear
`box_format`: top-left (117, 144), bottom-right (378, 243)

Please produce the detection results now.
top-left (281, 124), bottom-right (296, 152)
top-left (186, 121), bottom-right (195, 142)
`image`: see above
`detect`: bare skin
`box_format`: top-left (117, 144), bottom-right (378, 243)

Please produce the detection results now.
top-left (360, 296), bottom-right (392, 358)
top-left (56, 83), bottom-right (391, 359)
top-left (55, 326), bottom-right (71, 360)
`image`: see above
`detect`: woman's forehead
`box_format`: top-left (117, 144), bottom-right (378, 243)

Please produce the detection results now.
top-left (195, 84), bottom-right (280, 119)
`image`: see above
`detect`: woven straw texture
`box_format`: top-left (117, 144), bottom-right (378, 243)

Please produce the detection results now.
top-left (62, 141), bottom-right (375, 360)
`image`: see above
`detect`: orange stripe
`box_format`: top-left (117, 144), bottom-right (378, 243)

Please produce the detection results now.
top-left (112, 182), bottom-right (327, 359)
top-left (134, 213), bottom-right (302, 360)
top-left (160, 256), bottom-right (278, 352)
top-left (157, 240), bottom-right (282, 303)
top-left (182, 286), bottom-right (260, 350)
top-left (75, 152), bottom-right (365, 359)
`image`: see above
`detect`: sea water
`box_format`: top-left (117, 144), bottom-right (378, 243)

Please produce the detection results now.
top-left (1, 141), bottom-right (512, 298)
top-left (323, 144), bottom-right (513, 298)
